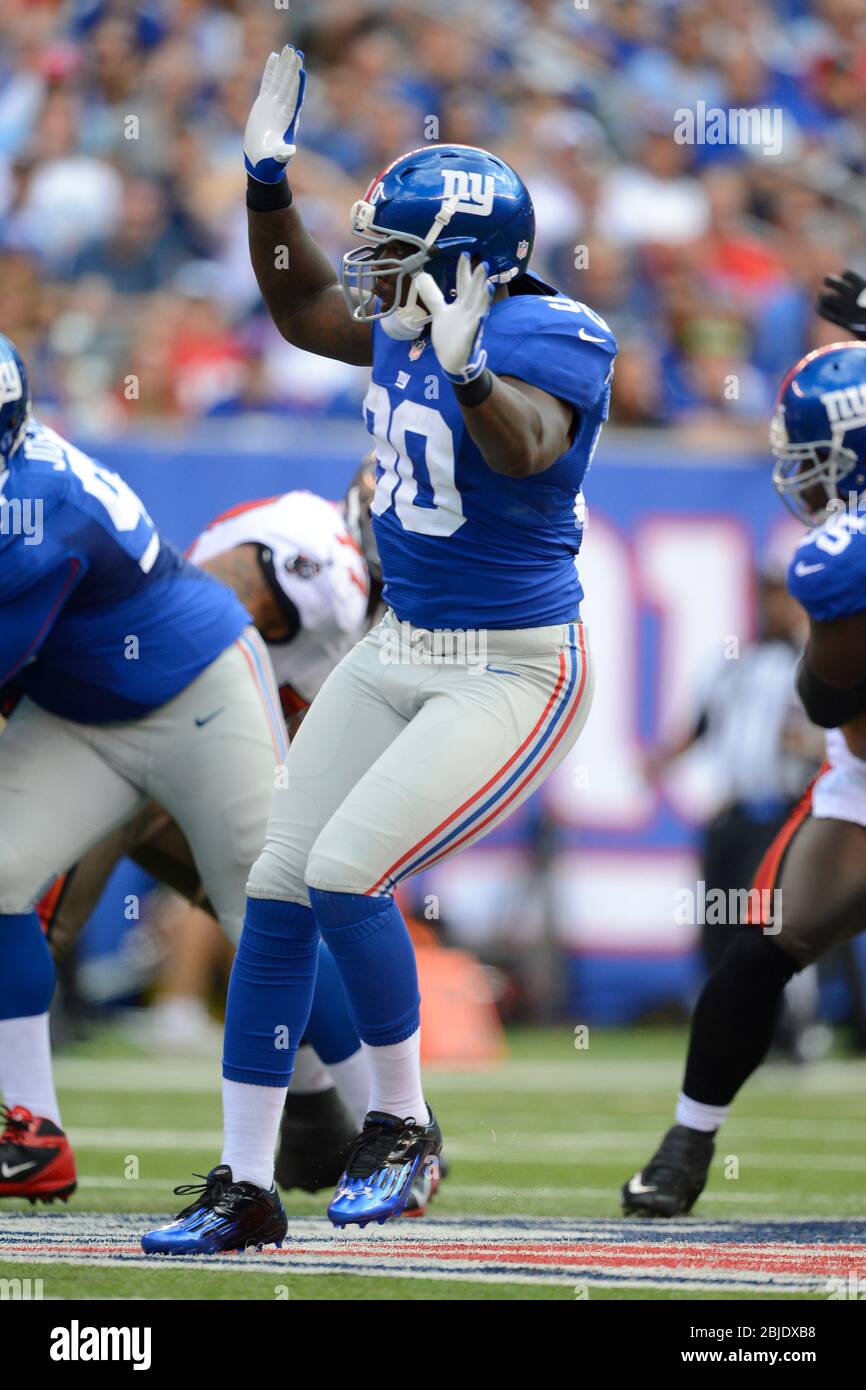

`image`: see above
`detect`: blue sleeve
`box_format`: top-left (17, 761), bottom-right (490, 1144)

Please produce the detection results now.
top-left (787, 533), bottom-right (866, 622)
top-left (0, 494), bottom-right (74, 603)
top-left (0, 559), bottom-right (84, 684)
top-left (486, 302), bottom-right (617, 413)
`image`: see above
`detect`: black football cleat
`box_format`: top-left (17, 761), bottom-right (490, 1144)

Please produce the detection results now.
top-left (141, 1165), bottom-right (288, 1254)
top-left (622, 1124), bottom-right (715, 1217)
top-left (328, 1108), bottom-right (443, 1228)
top-left (274, 1087), bottom-right (358, 1193)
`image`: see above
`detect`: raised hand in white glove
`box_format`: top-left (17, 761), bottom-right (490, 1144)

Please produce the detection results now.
top-left (415, 254), bottom-right (493, 384)
top-left (244, 45), bottom-right (306, 184)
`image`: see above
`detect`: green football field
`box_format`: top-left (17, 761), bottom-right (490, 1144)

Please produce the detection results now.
top-left (2, 1025), bottom-right (864, 1301)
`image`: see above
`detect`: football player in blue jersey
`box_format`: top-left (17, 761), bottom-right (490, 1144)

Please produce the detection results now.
top-left (143, 44), bottom-right (615, 1252)
top-left (623, 331), bottom-right (866, 1218)
top-left (0, 334), bottom-right (373, 1240)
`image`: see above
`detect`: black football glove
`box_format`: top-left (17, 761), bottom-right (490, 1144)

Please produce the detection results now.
top-left (816, 268), bottom-right (866, 339)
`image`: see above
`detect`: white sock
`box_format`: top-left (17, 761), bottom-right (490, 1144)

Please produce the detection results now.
top-left (329, 1048), bottom-right (371, 1128)
top-left (288, 1044), bottom-right (333, 1095)
top-left (147, 996), bottom-right (215, 1042)
top-left (0, 1014), bottom-right (61, 1125)
top-left (221, 1078), bottom-right (286, 1190)
top-left (675, 1091), bottom-right (728, 1133)
top-left (363, 1028), bottom-right (429, 1124)
top-left (153, 996), bottom-right (212, 1028)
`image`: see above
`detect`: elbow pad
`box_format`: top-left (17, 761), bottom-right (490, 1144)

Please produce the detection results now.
top-left (796, 658), bottom-right (866, 728)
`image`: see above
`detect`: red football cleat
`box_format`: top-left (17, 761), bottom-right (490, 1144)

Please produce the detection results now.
top-left (0, 1106), bottom-right (77, 1203)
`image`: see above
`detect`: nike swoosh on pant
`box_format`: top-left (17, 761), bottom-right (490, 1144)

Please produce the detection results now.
top-left (194, 708), bottom-right (225, 727)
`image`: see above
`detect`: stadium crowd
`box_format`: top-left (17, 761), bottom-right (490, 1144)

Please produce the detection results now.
top-left (0, 0), bottom-right (864, 439)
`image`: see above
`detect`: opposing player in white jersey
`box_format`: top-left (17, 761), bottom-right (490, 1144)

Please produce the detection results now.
top-left (623, 332), bottom-right (866, 1217)
top-left (143, 45), bottom-right (614, 1253)
top-left (189, 479), bottom-right (379, 725)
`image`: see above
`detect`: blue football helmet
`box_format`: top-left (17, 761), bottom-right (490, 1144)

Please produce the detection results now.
top-left (771, 342), bottom-right (866, 524)
top-left (341, 144), bottom-right (535, 328)
top-left (0, 334), bottom-right (30, 467)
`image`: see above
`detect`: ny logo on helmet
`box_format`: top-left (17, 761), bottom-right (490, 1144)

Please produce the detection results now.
top-left (822, 385), bottom-right (866, 427)
top-left (0, 359), bottom-right (22, 406)
top-left (440, 170), bottom-right (495, 217)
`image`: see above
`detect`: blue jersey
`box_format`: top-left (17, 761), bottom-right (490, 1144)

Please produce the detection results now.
top-left (787, 505), bottom-right (866, 622)
top-left (365, 283), bottom-right (617, 629)
top-left (0, 421), bottom-right (249, 722)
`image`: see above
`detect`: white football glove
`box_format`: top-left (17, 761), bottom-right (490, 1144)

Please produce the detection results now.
top-left (415, 254), bottom-right (493, 384)
top-left (244, 45), bottom-right (306, 184)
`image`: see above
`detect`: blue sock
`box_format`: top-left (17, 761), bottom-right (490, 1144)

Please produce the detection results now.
top-left (307, 889), bottom-right (420, 1046)
top-left (0, 912), bottom-right (56, 1019)
top-left (222, 897), bottom-right (319, 1086)
top-left (304, 942), bottom-right (361, 1066)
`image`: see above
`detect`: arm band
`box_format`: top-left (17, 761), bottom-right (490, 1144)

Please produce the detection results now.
top-left (451, 369), bottom-right (494, 407)
top-left (246, 173), bottom-right (293, 212)
top-left (796, 658), bottom-right (866, 728)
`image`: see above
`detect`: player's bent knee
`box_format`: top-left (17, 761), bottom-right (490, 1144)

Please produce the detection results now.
top-left (728, 925), bottom-right (803, 976)
top-left (0, 836), bottom-right (40, 915)
top-left (246, 842), bottom-right (310, 907)
top-left (766, 919), bottom-right (828, 969)
top-left (304, 842), bottom-right (371, 898)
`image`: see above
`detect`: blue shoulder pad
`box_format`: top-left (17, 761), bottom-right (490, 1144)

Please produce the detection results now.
top-left (485, 293), bottom-right (617, 412)
top-left (788, 513), bottom-right (866, 621)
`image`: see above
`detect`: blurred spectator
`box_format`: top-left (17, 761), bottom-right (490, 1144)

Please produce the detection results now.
top-left (0, 0), bottom-right (862, 434)
top-left (70, 177), bottom-right (192, 293)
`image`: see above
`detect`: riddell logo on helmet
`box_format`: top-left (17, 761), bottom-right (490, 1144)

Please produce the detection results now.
top-left (440, 171), bottom-right (495, 217)
top-left (821, 385), bottom-right (866, 426)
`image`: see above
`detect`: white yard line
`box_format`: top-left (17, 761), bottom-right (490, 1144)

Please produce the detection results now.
top-left (65, 1125), bottom-right (866, 1171)
top-left (55, 1176), bottom-right (864, 1214)
top-left (52, 1056), bottom-right (866, 1096)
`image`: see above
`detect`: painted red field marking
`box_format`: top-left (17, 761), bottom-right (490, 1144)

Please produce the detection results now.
top-left (4, 1229), bottom-right (865, 1288)
top-left (264, 1241), bottom-right (866, 1275)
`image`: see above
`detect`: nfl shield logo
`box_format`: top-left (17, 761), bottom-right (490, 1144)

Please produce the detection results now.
top-left (516, 240), bottom-right (530, 260)
top-left (409, 337), bottom-right (428, 362)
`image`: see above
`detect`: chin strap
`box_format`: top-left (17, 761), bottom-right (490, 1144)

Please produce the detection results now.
top-left (386, 195), bottom-right (464, 338)
top-left (425, 194), bottom-right (461, 244)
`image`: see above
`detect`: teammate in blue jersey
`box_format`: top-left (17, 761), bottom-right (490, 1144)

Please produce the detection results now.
top-left (142, 44), bottom-right (613, 1253)
top-left (623, 332), bottom-right (866, 1218)
top-left (0, 333), bottom-right (297, 1217)
top-left (1, 426), bottom-right (249, 723)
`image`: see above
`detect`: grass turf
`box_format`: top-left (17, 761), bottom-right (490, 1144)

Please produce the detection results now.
top-left (2, 1024), bottom-right (864, 1300)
